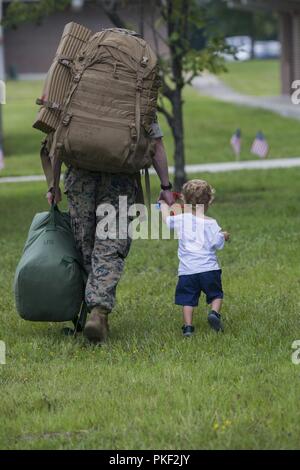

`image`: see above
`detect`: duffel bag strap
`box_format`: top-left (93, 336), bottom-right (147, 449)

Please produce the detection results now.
top-left (48, 202), bottom-right (60, 227)
top-left (73, 302), bottom-right (88, 335)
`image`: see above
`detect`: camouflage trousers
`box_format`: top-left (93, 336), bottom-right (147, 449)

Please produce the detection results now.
top-left (64, 166), bottom-right (137, 313)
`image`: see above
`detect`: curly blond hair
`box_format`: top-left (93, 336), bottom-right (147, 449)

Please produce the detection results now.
top-left (182, 179), bottom-right (215, 211)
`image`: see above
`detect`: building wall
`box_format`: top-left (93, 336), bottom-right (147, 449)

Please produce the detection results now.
top-left (278, 10), bottom-right (300, 94)
top-left (3, 1), bottom-right (168, 76)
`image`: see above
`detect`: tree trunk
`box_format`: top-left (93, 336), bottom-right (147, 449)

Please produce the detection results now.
top-left (163, 0), bottom-right (189, 190)
top-left (250, 13), bottom-right (256, 60)
top-left (139, 0), bottom-right (144, 38)
top-left (171, 88), bottom-right (186, 191)
top-left (250, 36), bottom-right (255, 60)
top-left (100, 0), bottom-right (127, 29)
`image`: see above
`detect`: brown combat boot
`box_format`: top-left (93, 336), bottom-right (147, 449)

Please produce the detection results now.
top-left (83, 307), bottom-right (109, 344)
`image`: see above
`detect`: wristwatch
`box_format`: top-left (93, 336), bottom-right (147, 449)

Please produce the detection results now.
top-left (160, 182), bottom-right (173, 191)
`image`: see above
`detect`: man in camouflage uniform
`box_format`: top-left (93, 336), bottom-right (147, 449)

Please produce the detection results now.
top-left (47, 124), bottom-right (174, 343)
top-left (64, 170), bottom-right (135, 310)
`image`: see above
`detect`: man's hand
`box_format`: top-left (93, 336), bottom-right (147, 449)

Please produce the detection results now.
top-left (46, 187), bottom-right (62, 206)
top-left (222, 231), bottom-right (230, 241)
top-left (151, 138), bottom-right (175, 207)
top-left (159, 189), bottom-right (176, 206)
top-left (46, 190), bottom-right (54, 206)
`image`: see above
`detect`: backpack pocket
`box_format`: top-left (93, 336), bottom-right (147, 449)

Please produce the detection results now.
top-left (63, 115), bottom-right (134, 173)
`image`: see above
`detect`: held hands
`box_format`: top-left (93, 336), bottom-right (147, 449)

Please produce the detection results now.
top-left (222, 231), bottom-right (230, 242)
top-left (158, 190), bottom-right (176, 206)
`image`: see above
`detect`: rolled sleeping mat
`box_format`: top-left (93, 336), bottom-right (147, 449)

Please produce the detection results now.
top-left (33, 22), bottom-right (93, 134)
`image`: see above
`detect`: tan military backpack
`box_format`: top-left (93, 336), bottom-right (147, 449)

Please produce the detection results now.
top-left (35, 25), bottom-right (161, 198)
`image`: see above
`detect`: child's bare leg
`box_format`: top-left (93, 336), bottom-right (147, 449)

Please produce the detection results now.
top-left (183, 306), bottom-right (193, 325)
top-left (211, 298), bottom-right (222, 314)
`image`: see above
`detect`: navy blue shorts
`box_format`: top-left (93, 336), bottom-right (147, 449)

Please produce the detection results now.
top-left (175, 270), bottom-right (223, 306)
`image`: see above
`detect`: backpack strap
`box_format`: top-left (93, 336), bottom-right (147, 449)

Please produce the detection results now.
top-left (43, 125), bottom-right (62, 202)
top-left (40, 132), bottom-right (61, 202)
top-left (134, 43), bottom-right (147, 145)
top-left (72, 302), bottom-right (88, 335)
top-left (135, 77), bottom-right (143, 144)
top-left (40, 136), bottom-right (54, 190)
top-left (46, 62), bottom-right (86, 201)
top-left (133, 46), bottom-right (152, 214)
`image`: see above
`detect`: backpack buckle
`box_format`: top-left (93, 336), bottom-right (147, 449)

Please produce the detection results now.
top-left (62, 114), bottom-right (72, 126)
top-left (51, 101), bottom-right (61, 110)
top-left (59, 58), bottom-right (71, 68)
top-left (136, 78), bottom-right (143, 92)
top-left (73, 73), bottom-right (81, 83)
top-left (36, 97), bottom-right (61, 111)
top-left (141, 56), bottom-right (149, 67)
top-left (130, 123), bottom-right (137, 140)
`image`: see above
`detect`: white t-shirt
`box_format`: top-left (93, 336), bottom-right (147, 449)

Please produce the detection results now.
top-left (166, 213), bottom-right (225, 276)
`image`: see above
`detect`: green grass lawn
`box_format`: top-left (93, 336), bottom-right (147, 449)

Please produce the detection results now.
top-left (220, 59), bottom-right (280, 96)
top-left (1, 168), bottom-right (300, 449)
top-left (1, 75), bottom-right (298, 178)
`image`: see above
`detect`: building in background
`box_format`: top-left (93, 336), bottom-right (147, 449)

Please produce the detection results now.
top-left (2, 0), bottom-right (168, 79)
top-left (2, 0), bottom-right (300, 96)
top-left (227, 0), bottom-right (300, 94)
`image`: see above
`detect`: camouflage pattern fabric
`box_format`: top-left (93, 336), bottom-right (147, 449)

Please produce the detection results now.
top-left (64, 166), bottom-right (137, 313)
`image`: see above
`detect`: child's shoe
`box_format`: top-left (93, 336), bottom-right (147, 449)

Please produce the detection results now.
top-left (182, 325), bottom-right (195, 337)
top-left (208, 311), bottom-right (223, 332)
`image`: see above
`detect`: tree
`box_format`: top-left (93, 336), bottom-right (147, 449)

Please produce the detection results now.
top-left (3, 0), bottom-right (229, 189)
top-left (150, 0), bottom-right (228, 188)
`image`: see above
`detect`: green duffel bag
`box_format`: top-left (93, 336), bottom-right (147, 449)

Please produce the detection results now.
top-left (14, 204), bottom-right (87, 328)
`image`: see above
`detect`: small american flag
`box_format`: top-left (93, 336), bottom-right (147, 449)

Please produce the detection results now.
top-left (0, 146), bottom-right (4, 170)
top-left (230, 129), bottom-right (241, 159)
top-left (251, 131), bottom-right (269, 159)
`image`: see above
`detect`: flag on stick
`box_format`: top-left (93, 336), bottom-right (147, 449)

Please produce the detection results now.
top-left (0, 146), bottom-right (4, 170)
top-left (230, 128), bottom-right (241, 160)
top-left (251, 131), bottom-right (269, 159)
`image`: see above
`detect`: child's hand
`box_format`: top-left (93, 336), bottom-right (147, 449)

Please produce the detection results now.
top-left (222, 231), bottom-right (230, 241)
top-left (159, 190), bottom-right (176, 206)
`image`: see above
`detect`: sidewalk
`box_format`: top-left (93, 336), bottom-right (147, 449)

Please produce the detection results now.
top-left (192, 73), bottom-right (300, 120)
top-left (1, 158), bottom-right (300, 184)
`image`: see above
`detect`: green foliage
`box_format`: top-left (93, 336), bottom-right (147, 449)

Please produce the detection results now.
top-left (1, 167), bottom-right (300, 449)
top-left (206, 0), bottom-right (279, 41)
top-left (157, 0), bottom-right (231, 90)
top-left (2, 0), bottom-right (72, 29)
top-left (183, 37), bottom-right (228, 78)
